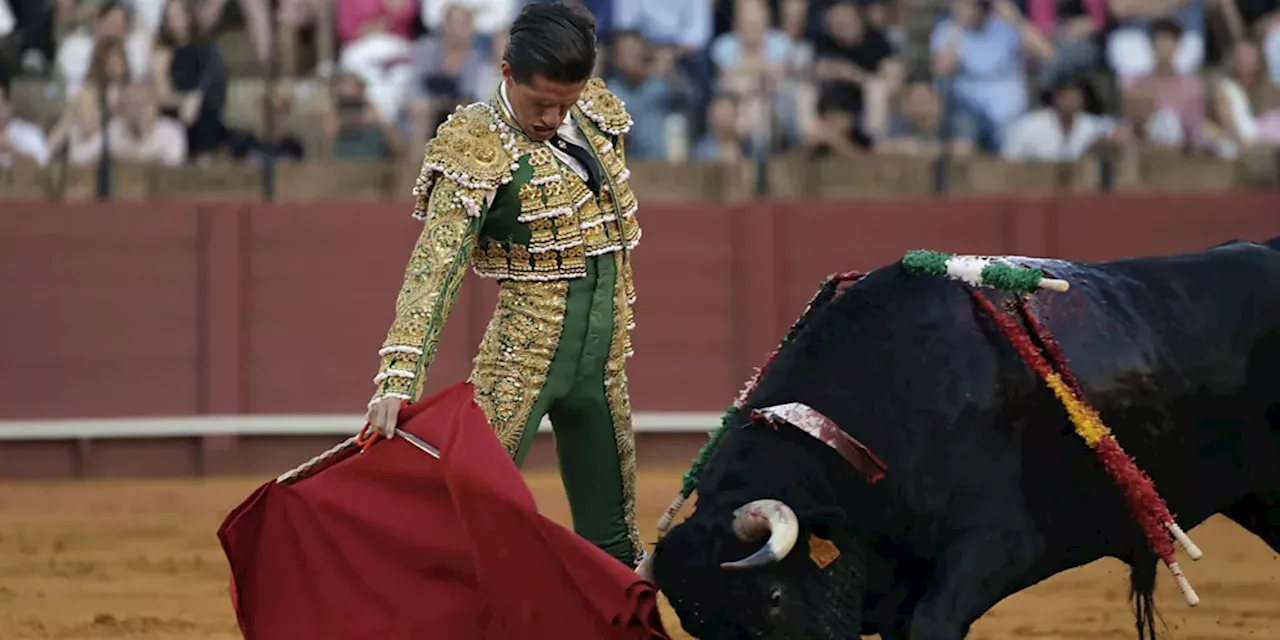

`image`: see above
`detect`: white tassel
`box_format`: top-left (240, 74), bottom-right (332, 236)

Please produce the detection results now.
top-left (1166, 521), bottom-right (1203, 560)
top-left (1164, 560), bottom-right (1200, 606)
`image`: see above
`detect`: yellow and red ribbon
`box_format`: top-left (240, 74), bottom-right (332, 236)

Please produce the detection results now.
top-left (970, 291), bottom-right (1180, 566)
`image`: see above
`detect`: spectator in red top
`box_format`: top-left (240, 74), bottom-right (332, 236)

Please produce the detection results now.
top-left (1123, 18), bottom-right (1206, 149)
top-left (335, 0), bottom-right (420, 124)
top-left (1106, 0), bottom-right (1205, 80)
top-left (336, 0), bottom-right (416, 45)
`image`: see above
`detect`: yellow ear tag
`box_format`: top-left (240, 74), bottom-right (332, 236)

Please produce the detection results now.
top-left (807, 534), bottom-right (840, 568)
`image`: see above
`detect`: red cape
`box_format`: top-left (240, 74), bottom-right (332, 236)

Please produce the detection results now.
top-left (217, 382), bottom-right (669, 640)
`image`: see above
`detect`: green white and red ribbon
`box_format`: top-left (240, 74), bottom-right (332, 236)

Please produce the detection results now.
top-left (902, 249), bottom-right (1070, 293)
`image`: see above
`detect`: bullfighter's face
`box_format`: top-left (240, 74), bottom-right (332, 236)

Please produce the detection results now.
top-left (500, 62), bottom-right (586, 143)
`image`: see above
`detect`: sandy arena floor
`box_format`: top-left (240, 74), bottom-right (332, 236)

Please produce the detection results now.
top-left (0, 469), bottom-right (1275, 640)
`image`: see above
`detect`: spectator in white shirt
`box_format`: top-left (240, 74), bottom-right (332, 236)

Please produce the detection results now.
top-left (0, 0), bottom-right (13, 39)
top-left (0, 0), bottom-right (15, 76)
top-left (56, 2), bottom-right (153, 98)
top-left (107, 79), bottom-right (187, 165)
top-left (47, 84), bottom-right (108, 166)
top-left (0, 84), bottom-right (50, 167)
top-left (1002, 76), bottom-right (1129, 162)
top-left (46, 36), bottom-right (132, 165)
top-left (421, 0), bottom-right (515, 40)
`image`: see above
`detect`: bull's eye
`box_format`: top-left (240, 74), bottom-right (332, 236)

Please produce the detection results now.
top-left (767, 587), bottom-right (783, 610)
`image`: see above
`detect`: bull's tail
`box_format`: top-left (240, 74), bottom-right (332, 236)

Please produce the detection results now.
top-left (1129, 551), bottom-right (1160, 640)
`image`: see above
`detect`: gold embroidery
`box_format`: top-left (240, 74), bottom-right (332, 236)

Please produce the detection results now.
top-left (604, 250), bottom-right (643, 563)
top-left (533, 251), bottom-right (560, 275)
top-left (622, 253), bottom-right (637, 306)
top-left (528, 215), bottom-right (556, 248)
top-left (582, 223), bottom-right (608, 254)
top-left (542, 176), bottom-right (566, 199)
top-left (561, 244), bottom-right (587, 277)
top-left (466, 83), bottom-right (641, 281)
top-left (519, 182), bottom-right (542, 213)
top-left (613, 182), bottom-right (637, 212)
top-left (573, 116), bottom-right (641, 258)
top-left (528, 147), bottom-right (553, 167)
top-left (572, 180), bottom-right (598, 223)
top-left (512, 134), bottom-right (589, 257)
top-left (469, 280), bottom-right (569, 454)
top-left (577, 78), bottom-right (634, 136)
top-left (472, 243), bottom-right (506, 279)
top-left (583, 126), bottom-right (626, 178)
top-left (413, 104), bottom-right (514, 220)
top-left (374, 179), bottom-right (483, 403)
top-left (509, 243), bottom-right (534, 277)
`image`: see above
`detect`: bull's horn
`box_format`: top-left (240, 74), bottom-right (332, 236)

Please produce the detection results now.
top-left (720, 499), bottom-right (800, 570)
top-left (635, 549), bottom-right (656, 582)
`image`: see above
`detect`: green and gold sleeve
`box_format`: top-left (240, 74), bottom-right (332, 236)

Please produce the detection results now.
top-left (370, 178), bottom-right (488, 406)
top-left (369, 102), bottom-right (517, 407)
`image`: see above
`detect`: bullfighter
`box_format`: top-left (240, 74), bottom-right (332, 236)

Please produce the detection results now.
top-left (363, 2), bottom-right (644, 569)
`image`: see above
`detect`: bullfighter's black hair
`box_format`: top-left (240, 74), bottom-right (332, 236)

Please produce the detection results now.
top-left (503, 3), bottom-right (598, 85)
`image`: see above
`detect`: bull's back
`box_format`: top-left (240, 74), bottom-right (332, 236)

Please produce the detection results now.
top-left (1021, 242), bottom-right (1280, 524)
top-left (1025, 242), bottom-right (1280, 387)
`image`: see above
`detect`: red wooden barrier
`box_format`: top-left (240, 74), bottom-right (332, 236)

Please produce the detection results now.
top-left (2, 194), bottom-right (1279, 477)
top-left (5, 193), bottom-right (1280, 417)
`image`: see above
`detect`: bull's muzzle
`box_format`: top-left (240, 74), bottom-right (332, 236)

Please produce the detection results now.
top-left (720, 499), bottom-right (800, 570)
top-left (635, 549), bottom-right (656, 582)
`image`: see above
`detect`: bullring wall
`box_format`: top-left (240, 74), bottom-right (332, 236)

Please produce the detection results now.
top-left (1, 193), bottom-right (1278, 477)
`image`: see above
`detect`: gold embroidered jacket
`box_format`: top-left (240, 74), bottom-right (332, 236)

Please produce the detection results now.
top-left (370, 79), bottom-right (641, 406)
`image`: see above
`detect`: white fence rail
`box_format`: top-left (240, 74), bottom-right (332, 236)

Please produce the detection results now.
top-left (0, 413), bottom-right (722, 441)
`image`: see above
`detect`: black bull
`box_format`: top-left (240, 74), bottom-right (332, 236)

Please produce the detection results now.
top-left (650, 240), bottom-right (1280, 640)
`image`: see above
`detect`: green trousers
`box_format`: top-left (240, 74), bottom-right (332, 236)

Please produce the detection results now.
top-left (506, 256), bottom-right (638, 566)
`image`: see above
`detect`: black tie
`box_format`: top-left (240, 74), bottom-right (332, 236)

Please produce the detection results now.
top-left (550, 133), bottom-right (603, 195)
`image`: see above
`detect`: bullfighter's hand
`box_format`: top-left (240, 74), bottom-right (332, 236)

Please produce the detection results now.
top-left (365, 396), bottom-right (402, 439)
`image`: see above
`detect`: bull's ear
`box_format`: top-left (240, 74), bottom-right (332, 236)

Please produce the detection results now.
top-left (798, 506), bottom-right (845, 538)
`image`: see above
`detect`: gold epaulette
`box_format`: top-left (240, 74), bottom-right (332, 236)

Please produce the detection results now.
top-left (412, 102), bottom-right (520, 218)
top-left (576, 78), bottom-right (633, 136)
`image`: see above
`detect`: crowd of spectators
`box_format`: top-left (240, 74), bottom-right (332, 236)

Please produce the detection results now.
top-left (2, 0), bottom-right (1280, 171)
top-left (931, 0), bottom-right (1280, 162)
